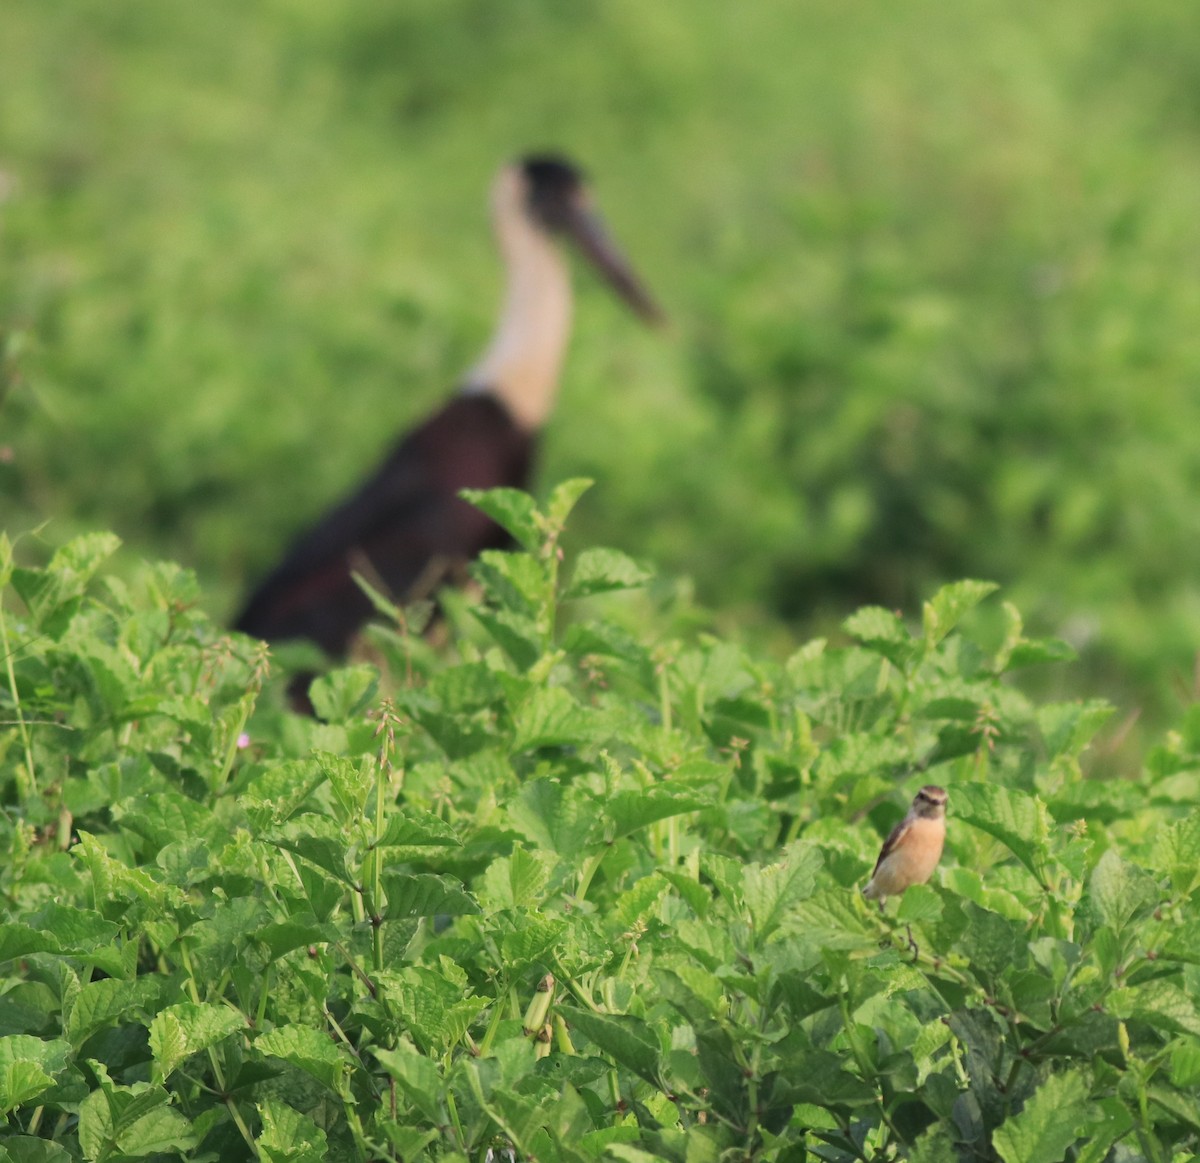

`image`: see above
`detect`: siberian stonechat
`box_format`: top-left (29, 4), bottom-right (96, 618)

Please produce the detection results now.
top-left (863, 785), bottom-right (947, 902)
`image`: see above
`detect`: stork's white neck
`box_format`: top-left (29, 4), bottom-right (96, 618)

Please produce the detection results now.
top-left (462, 168), bottom-right (572, 432)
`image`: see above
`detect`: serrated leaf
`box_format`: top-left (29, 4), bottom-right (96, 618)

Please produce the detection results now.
top-left (908, 1123), bottom-right (958, 1163)
top-left (0, 1038), bottom-right (70, 1115)
top-left (606, 787), bottom-right (706, 838)
top-left (112, 1106), bottom-right (196, 1157)
top-left (511, 686), bottom-right (596, 751)
top-left (257, 1098), bottom-right (328, 1163)
top-left (563, 548), bottom-right (653, 600)
top-left (0, 1136), bottom-right (74, 1163)
top-left (842, 606), bottom-right (918, 666)
top-left (0, 924), bottom-right (59, 963)
top-left (372, 1036), bottom-right (444, 1118)
top-left (308, 664), bottom-right (378, 722)
top-left (1152, 813), bottom-right (1200, 896)
top-left (256, 1025), bottom-right (346, 1092)
top-left (508, 779), bottom-right (597, 854)
top-left (376, 807), bottom-right (462, 848)
top-left (314, 752), bottom-right (373, 819)
top-left (479, 847), bottom-right (556, 910)
top-left (545, 477), bottom-right (594, 529)
top-left (269, 833), bottom-right (351, 884)
top-left (66, 979), bottom-right (139, 1048)
top-left (149, 1003), bottom-right (246, 1081)
top-left (382, 873), bottom-right (479, 919)
top-left (992, 1068), bottom-right (1090, 1163)
top-left (254, 916), bottom-right (338, 960)
top-left (0, 1062), bottom-right (54, 1116)
top-left (743, 843), bottom-right (823, 939)
top-left (1130, 979), bottom-right (1200, 1036)
top-left (1071, 1098), bottom-right (1136, 1163)
top-left (77, 1074), bottom-right (175, 1163)
top-left (922, 580), bottom-right (999, 647)
top-left (461, 487), bottom-right (540, 552)
top-left (566, 1010), bottom-right (661, 1087)
top-left (1007, 638), bottom-right (1077, 668)
top-left (952, 782), bottom-right (1047, 880)
top-left (896, 883), bottom-right (944, 923)
top-left (473, 550), bottom-right (547, 617)
top-left (1087, 848), bottom-right (1157, 932)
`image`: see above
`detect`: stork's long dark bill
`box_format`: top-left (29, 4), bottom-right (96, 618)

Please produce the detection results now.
top-left (564, 203), bottom-right (665, 325)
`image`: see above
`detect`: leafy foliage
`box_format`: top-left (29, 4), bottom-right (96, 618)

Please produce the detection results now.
top-left (3, 489), bottom-right (1200, 1159)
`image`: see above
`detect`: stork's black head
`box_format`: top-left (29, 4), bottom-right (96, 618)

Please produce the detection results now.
top-left (514, 152), bottom-right (663, 324)
top-left (520, 155), bottom-right (588, 233)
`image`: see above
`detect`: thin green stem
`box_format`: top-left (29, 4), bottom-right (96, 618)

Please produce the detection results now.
top-left (0, 603), bottom-right (37, 800)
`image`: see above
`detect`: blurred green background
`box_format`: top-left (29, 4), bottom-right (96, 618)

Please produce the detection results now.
top-left (3, 0), bottom-right (1200, 749)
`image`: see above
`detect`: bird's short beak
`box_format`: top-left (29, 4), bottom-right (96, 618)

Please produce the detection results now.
top-left (563, 198), bottom-right (665, 326)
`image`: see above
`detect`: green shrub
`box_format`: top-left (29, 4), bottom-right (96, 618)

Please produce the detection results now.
top-left (2, 485), bottom-right (1199, 1161)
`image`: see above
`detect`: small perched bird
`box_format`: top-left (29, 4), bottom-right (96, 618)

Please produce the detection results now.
top-left (863, 785), bottom-right (948, 902)
top-left (234, 155), bottom-right (661, 664)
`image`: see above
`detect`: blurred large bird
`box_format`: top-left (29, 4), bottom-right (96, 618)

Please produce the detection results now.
top-left (235, 155), bottom-right (661, 663)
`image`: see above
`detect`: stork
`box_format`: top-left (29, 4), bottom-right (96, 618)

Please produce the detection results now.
top-left (234, 155), bottom-right (661, 668)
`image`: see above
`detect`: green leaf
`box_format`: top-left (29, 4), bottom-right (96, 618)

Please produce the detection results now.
top-left (111, 1106), bottom-right (196, 1158)
top-left (511, 686), bottom-right (596, 751)
top-left (907, 1123), bottom-right (959, 1163)
top-left (374, 1041), bottom-right (444, 1124)
top-left (1170, 1039), bottom-right (1200, 1087)
top-left (952, 782), bottom-right (1047, 880)
top-left (1129, 979), bottom-right (1200, 1036)
top-left (315, 752), bottom-right (373, 819)
top-left (254, 916), bottom-right (338, 960)
top-left (563, 548), bottom-right (653, 600)
top-left (842, 606), bottom-right (917, 666)
top-left (77, 1072), bottom-right (186, 1163)
top-left (992, 1068), bottom-right (1090, 1163)
top-left (922, 580), bottom-right (999, 648)
top-left (269, 832), bottom-right (352, 885)
top-left (461, 487), bottom-right (540, 552)
top-left (257, 1098), bottom-right (329, 1163)
top-left (1087, 848), bottom-right (1157, 932)
top-left (0, 1062), bottom-right (53, 1117)
top-left (508, 779), bottom-right (597, 854)
top-left (382, 873), bottom-right (479, 918)
top-left (67, 979), bottom-right (142, 1048)
top-left (149, 1002), bottom-right (246, 1081)
top-left (566, 1009), bottom-right (661, 1087)
top-left (896, 883), bottom-right (944, 923)
top-left (545, 477), bottom-right (594, 530)
top-left (0, 1137), bottom-right (74, 1163)
top-left (308, 663), bottom-right (378, 721)
top-left (1152, 812), bottom-right (1200, 896)
top-left (0, 1038), bottom-right (70, 1116)
top-left (1071, 1098), bottom-right (1135, 1163)
top-left (477, 846), bottom-right (556, 911)
top-left (376, 807), bottom-right (462, 848)
top-left (256, 1024), bottom-right (346, 1092)
top-left (0, 924), bottom-right (59, 963)
top-left (607, 787), bottom-right (707, 838)
top-left (473, 550), bottom-right (547, 617)
top-left (743, 843), bottom-right (823, 940)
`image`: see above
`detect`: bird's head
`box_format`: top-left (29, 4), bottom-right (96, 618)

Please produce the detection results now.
top-left (912, 785), bottom-right (948, 820)
top-left (493, 153), bottom-right (664, 325)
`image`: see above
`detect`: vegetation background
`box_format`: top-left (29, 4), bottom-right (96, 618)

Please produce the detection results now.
top-left (4, 0), bottom-right (1200, 744)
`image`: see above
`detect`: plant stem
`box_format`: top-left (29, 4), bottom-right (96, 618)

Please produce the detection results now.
top-left (0, 602), bottom-right (37, 800)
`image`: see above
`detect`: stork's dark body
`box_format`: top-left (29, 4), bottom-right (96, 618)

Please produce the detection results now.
top-left (234, 394), bottom-right (531, 656)
top-left (234, 154), bottom-right (660, 675)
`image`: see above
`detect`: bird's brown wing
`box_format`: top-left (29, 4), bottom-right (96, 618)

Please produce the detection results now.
top-left (871, 817), bottom-right (912, 877)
